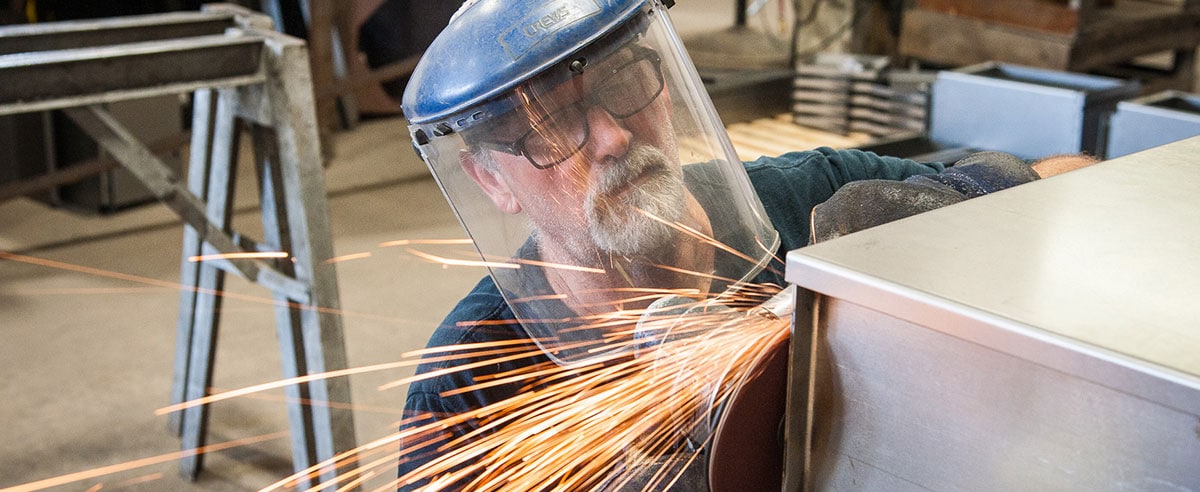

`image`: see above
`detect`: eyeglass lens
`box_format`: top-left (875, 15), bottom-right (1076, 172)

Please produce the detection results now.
top-left (520, 55), bottom-right (664, 169)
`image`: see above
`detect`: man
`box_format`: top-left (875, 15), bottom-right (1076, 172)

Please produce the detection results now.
top-left (395, 0), bottom-right (1094, 488)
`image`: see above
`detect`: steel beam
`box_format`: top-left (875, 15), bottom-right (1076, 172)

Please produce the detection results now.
top-left (0, 35), bottom-right (264, 115)
top-left (0, 4), bottom-right (271, 56)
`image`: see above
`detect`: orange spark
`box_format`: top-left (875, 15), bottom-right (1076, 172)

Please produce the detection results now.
top-left (510, 258), bottom-right (606, 274)
top-left (154, 359), bottom-right (420, 416)
top-left (325, 252), bottom-right (373, 264)
top-left (112, 472), bottom-right (164, 487)
top-left (1, 250), bottom-right (408, 325)
top-left (379, 238), bottom-right (474, 248)
top-left (207, 386), bottom-right (406, 415)
top-left (636, 207), bottom-right (784, 278)
top-left (187, 251), bottom-right (289, 263)
top-left (0, 432), bottom-right (287, 492)
top-left (1, 251), bottom-right (186, 291)
top-left (19, 287), bottom-right (169, 296)
top-left (406, 248), bottom-right (519, 269)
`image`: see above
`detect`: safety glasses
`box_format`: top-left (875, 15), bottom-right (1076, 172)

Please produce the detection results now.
top-left (478, 47), bottom-right (665, 169)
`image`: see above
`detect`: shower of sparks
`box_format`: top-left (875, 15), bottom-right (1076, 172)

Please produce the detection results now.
top-left (258, 232), bottom-right (789, 489)
top-left (253, 291), bottom-right (791, 492)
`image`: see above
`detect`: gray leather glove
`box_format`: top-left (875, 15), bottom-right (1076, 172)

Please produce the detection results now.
top-left (810, 178), bottom-right (965, 243)
top-left (811, 151), bottom-right (1038, 243)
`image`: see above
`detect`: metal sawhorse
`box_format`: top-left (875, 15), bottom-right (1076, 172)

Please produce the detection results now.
top-left (0, 5), bottom-right (356, 486)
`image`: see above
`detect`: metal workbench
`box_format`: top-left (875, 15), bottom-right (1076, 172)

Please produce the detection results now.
top-left (784, 137), bottom-right (1200, 490)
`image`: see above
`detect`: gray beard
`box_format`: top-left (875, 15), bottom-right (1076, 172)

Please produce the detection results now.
top-left (584, 145), bottom-right (686, 258)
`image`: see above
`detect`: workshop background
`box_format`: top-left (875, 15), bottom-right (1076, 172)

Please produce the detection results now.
top-left (2, 0), bottom-right (1199, 490)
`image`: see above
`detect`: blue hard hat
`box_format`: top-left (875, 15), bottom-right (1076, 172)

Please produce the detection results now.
top-left (402, 0), bottom-right (671, 134)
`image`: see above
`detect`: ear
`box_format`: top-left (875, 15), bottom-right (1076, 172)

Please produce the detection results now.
top-left (460, 150), bottom-right (522, 214)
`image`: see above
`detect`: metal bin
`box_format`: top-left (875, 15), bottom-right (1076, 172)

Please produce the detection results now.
top-left (1107, 90), bottom-right (1200, 158)
top-left (930, 62), bottom-right (1139, 159)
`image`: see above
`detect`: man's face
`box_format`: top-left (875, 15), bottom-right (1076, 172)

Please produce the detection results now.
top-left (470, 46), bottom-right (686, 263)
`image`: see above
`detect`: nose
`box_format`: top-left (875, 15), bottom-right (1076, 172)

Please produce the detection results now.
top-left (584, 105), bottom-right (631, 163)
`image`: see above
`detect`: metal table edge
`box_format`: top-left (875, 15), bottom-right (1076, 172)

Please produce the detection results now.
top-left (785, 248), bottom-right (1200, 414)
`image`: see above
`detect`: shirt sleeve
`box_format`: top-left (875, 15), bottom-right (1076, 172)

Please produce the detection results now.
top-left (744, 147), bottom-right (946, 255)
top-left (810, 150), bottom-right (1040, 242)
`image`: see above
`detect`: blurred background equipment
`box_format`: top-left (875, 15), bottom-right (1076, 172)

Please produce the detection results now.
top-left (682, 0), bottom-right (796, 124)
top-left (929, 62), bottom-right (1140, 159)
top-left (898, 0), bottom-right (1200, 93)
top-left (791, 52), bottom-right (933, 137)
top-left (1106, 90), bottom-right (1200, 157)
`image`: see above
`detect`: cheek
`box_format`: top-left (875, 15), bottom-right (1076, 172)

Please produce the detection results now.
top-left (546, 165), bottom-right (594, 212)
top-left (629, 100), bottom-right (675, 149)
top-left (503, 160), bottom-right (589, 215)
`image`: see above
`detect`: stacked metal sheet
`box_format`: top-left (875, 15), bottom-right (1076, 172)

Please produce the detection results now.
top-left (792, 53), bottom-right (933, 137)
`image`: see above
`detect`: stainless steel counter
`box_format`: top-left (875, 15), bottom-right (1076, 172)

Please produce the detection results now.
top-left (784, 137), bottom-right (1200, 490)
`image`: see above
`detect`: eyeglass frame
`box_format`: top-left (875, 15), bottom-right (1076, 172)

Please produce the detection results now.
top-left (471, 46), bottom-right (666, 170)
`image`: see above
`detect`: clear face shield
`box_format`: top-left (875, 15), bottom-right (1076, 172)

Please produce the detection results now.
top-left (410, 5), bottom-right (779, 366)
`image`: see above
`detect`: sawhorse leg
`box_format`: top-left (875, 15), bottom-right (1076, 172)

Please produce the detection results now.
top-left (259, 32), bottom-right (358, 484)
top-left (169, 88), bottom-right (217, 437)
top-left (172, 87), bottom-right (241, 478)
top-left (252, 122), bottom-right (323, 481)
top-left (165, 89), bottom-right (355, 485)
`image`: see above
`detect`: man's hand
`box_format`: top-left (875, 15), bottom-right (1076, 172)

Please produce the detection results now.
top-left (1030, 154), bottom-right (1100, 178)
top-left (809, 151), bottom-right (1104, 244)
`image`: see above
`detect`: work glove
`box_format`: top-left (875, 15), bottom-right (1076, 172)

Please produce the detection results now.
top-left (811, 151), bottom-right (1037, 243)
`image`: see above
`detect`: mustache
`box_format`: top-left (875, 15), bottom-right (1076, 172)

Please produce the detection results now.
top-left (591, 145), bottom-right (676, 198)
top-left (583, 145), bottom-right (686, 257)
